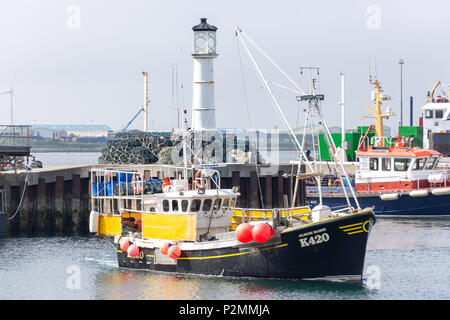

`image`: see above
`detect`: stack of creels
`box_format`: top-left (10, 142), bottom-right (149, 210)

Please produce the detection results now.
top-left (98, 130), bottom-right (176, 165)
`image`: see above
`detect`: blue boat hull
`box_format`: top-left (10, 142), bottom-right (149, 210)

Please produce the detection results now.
top-left (306, 187), bottom-right (450, 216)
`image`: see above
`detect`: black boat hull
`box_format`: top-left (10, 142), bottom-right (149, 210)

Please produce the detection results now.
top-left (117, 211), bottom-right (375, 281)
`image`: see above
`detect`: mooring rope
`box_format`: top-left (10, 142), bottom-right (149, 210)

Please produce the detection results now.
top-left (8, 167), bottom-right (30, 221)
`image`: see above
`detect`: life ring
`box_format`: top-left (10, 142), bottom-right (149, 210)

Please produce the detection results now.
top-left (132, 173), bottom-right (143, 193)
top-left (194, 170), bottom-right (202, 189)
top-left (334, 179), bottom-right (342, 186)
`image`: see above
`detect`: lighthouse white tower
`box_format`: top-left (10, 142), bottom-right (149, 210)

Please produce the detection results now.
top-left (191, 18), bottom-right (218, 130)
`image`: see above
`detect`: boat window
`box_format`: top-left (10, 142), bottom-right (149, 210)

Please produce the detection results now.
top-left (213, 198), bottom-right (222, 210)
top-left (162, 200), bottom-right (170, 212)
top-left (181, 200), bottom-right (189, 212)
top-left (426, 157), bottom-right (438, 170)
top-left (172, 200), bottom-right (179, 212)
top-left (369, 158), bottom-right (379, 171)
top-left (435, 110), bottom-right (444, 119)
top-left (191, 199), bottom-right (201, 212)
top-left (230, 198), bottom-right (236, 209)
top-left (382, 158), bottom-right (391, 171)
top-left (222, 198), bottom-right (230, 210)
top-left (202, 199), bottom-right (212, 211)
top-left (413, 158), bottom-right (426, 170)
top-left (394, 158), bottom-right (411, 171)
top-left (425, 110), bottom-right (434, 118)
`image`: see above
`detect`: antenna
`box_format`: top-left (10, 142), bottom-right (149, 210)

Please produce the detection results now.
top-left (171, 64), bottom-right (181, 128)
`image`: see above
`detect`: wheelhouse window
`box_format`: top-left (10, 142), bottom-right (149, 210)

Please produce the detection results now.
top-left (435, 110), bottom-right (444, 119)
top-left (202, 199), bottom-right (212, 211)
top-left (369, 158), bottom-right (379, 171)
top-left (394, 158), bottom-right (411, 171)
top-left (162, 200), bottom-right (170, 212)
top-left (191, 199), bottom-right (201, 212)
top-left (413, 158), bottom-right (426, 170)
top-left (171, 200), bottom-right (179, 212)
top-left (382, 158), bottom-right (391, 171)
top-left (426, 157), bottom-right (438, 170)
top-left (222, 198), bottom-right (230, 211)
top-left (425, 110), bottom-right (434, 118)
top-left (181, 200), bottom-right (189, 212)
top-left (213, 198), bottom-right (222, 211)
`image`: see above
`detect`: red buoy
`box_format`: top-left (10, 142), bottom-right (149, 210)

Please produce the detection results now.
top-left (160, 242), bottom-right (170, 255)
top-left (168, 245), bottom-right (181, 259)
top-left (235, 223), bottom-right (254, 243)
top-left (127, 244), bottom-right (140, 257)
top-left (120, 238), bottom-right (130, 252)
top-left (252, 223), bottom-right (273, 243)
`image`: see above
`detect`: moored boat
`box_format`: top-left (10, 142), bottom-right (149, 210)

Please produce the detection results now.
top-left (306, 76), bottom-right (450, 216)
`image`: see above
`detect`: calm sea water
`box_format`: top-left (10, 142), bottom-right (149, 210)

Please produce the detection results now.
top-left (1, 217), bottom-right (449, 300)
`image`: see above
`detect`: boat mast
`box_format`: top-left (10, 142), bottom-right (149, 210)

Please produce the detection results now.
top-left (364, 76), bottom-right (393, 147)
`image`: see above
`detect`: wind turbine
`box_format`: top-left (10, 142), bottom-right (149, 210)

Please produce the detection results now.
top-left (0, 88), bottom-right (23, 125)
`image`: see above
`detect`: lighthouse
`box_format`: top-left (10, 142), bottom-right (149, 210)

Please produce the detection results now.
top-left (191, 18), bottom-right (218, 130)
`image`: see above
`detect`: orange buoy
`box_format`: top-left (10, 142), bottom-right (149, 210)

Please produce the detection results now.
top-left (168, 245), bottom-right (181, 259)
top-left (120, 238), bottom-right (130, 251)
top-left (235, 223), bottom-right (254, 243)
top-left (160, 242), bottom-right (170, 255)
top-left (162, 177), bottom-right (172, 188)
top-left (127, 244), bottom-right (140, 257)
top-left (252, 223), bottom-right (273, 243)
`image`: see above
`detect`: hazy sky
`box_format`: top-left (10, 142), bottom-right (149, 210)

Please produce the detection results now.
top-left (1, 0), bottom-right (449, 132)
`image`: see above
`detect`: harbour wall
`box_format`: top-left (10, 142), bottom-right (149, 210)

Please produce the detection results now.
top-left (0, 163), bottom-right (308, 236)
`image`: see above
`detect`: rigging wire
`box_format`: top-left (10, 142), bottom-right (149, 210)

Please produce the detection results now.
top-left (8, 167), bottom-right (30, 221)
top-left (235, 35), bottom-right (265, 208)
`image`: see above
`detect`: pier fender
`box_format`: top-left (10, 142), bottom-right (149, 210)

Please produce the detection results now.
top-left (409, 190), bottom-right (429, 198)
top-left (235, 223), bottom-right (254, 243)
top-left (311, 205), bottom-right (332, 222)
top-left (168, 245), bottom-right (181, 259)
top-left (127, 244), bottom-right (140, 257)
top-left (251, 222), bottom-right (273, 243)
top-left (380, 193), bottom-right (399, 201)
top-left (89, 210), bottom-right (99, 234)
top-left (431, 188), bottom-right (450, 196)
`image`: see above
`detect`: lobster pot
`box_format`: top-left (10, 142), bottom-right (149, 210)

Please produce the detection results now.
top-left (100, 131), bottom-right (177, 165)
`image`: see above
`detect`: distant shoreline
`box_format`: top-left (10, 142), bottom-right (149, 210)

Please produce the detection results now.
top-left (31, 148), bottom-right (102, 153)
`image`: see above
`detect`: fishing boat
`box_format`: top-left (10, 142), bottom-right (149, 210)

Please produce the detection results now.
top-left (306, 76), bottom-right (450, 216)
top-left (88, 20), bottom-right (375, 281)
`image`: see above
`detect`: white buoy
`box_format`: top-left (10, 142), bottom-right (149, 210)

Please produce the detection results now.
top-left (89, 210), bottom-right (99, 234)
top-left (431, 188), bottom-right (450, 196)
top-left (409, 190), bottom-right (429, 197)
top-left (380, 193), bottom-right (399, 201)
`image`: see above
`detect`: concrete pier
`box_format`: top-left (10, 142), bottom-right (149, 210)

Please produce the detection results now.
top-left (0, 163), bottom-right (306, 236)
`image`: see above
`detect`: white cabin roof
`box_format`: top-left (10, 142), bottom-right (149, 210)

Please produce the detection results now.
top-left (422, 102), bottom-right (450, 111)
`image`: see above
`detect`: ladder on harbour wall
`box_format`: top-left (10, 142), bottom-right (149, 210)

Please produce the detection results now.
top-left (0, 189), bottom-right (7, 233)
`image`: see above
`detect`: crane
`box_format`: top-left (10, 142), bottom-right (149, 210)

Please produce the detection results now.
top-left (427, 81), bottom-right (441, 103)
top-left (121, 107), bottom-right (144, 133)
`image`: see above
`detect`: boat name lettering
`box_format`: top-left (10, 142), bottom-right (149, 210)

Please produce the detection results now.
top-left (299, 232), bottom-right (330, 248)
top-left (297, 228), bottom-right (326, 238)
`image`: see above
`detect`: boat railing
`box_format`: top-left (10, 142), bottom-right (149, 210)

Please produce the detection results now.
top-left (230, 206), bottom-right (311, 230)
